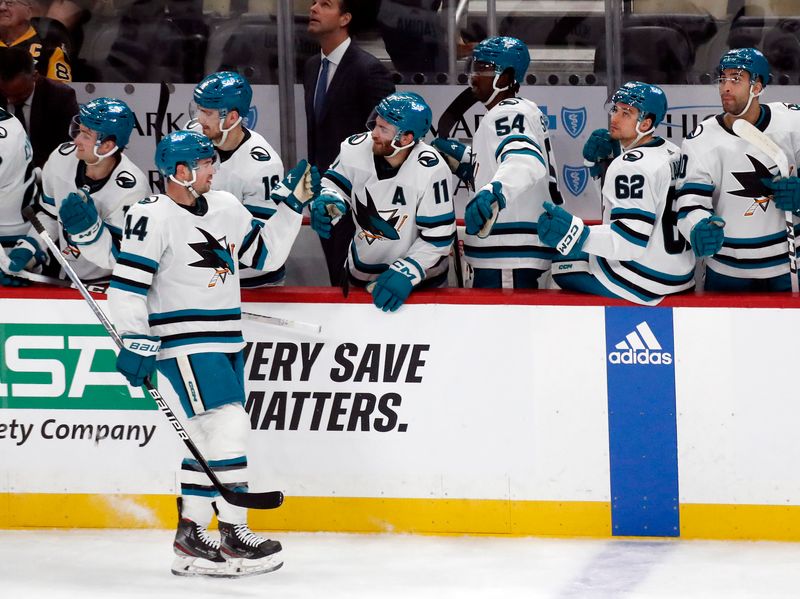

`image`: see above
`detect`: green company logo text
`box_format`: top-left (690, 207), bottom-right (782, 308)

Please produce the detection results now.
top-left (0, 323), bottom-right (156, 410)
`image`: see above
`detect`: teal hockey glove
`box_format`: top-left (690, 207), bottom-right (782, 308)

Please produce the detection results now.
top-left (59, 191), bottom-right (102, 242)
top-left (372, 260), bottom-right (422, 312)
top-left (116, 335), bottom-right (160, 388)
top-left (310, 191), bottom-right (348, 239)
top-left (465, 181), bottom-right (506, 237)
top-left (0, 271), bottom-right (29, 287)
top-left (7, 236), bottom-right (46, 272)
top-left (432, 138), bottom-right (474, 186)
top-left (689, 215), bottom-right (725, 257)
top-left (538, 201), bottom-right (589, 256)
top-left (763, 176), bottom-right (800, 214)
top-left (582, 129), bottom-right (621, 178)
top-left (270, 159), bottom-right (321, 213)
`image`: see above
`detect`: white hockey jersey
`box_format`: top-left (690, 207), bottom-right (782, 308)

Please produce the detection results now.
top-left (0, 109), bottom-right (36, 248)
top-left (323, 133), bottom-right (456, 286)
top-left (578, 137), bottom-right (695, 305)
top-left (466, 96), bottom-right (562, 270)
top-left (676, 103), bottom-right (800, 279)
top-left (107, 190), bottom-right (302, 360)
top-left (211, 128), bottom-right (286, 287)
top-left (34, 143), bottom-right (150, 285)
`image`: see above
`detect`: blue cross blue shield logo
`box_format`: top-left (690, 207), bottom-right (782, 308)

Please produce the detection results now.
top-left (561, 106), bottom-right (587, 139)
top-left (563, 165), bottom-right (589, 196)
top-left (244, 106), bottom-right (258, 129)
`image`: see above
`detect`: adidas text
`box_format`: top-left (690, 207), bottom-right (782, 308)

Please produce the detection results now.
top-left (607, 348), bottom-right (672, 365)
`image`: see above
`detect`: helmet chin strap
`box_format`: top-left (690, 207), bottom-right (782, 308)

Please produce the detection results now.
top-left (168, 169), bottom-right (200, 199)
top-left (86, 142), bottom-right (119, 165)
top-left (482, 73), bottom-right (512, 107)
top-left (215, 114), bottom-right (242, 147)
top-left (622, 120), bottom-right (655, 152)
top-left (387, 137), bottom-right (415, 158)
top-left (729, 86), bottom-right (763, 118)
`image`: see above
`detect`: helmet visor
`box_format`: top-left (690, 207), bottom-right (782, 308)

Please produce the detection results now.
top-left (466, 58), bottom-right (497, 77)
top-left (366, 109), bottom-right (399, 139)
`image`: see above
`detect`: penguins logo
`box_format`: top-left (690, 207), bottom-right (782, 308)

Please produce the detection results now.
top-left (188, 227), bottom-right (237, 287)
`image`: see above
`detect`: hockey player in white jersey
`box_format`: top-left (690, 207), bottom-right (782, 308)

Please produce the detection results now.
top-left (433, 36), bottom-right (562, 289)
top-left (309, 91), bottom-right (456, 312)
top-left (6, 97), bottom-right (150, 289)
top-left (0, 106), bottom-right (37, 286)
top-left (190, 71), bottom-right (287, 287)
top-left (538, 82), bottom-right (698, 305)
top-left (108, 130), bottom-right (319, 577)
top-left (676, 48), bottom-right (800, 291)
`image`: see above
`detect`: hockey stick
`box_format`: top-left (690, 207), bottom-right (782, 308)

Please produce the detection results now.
top-left (154, 81), bottom-right (170, 193)
top-left (242, 311), bottom-right (322, 334)
top-left (732, 119), bottom-right (798, 292)
top-left (436, 88), bottom-right (478, 288)
top-left (22, 207), bottom-right (284, 510)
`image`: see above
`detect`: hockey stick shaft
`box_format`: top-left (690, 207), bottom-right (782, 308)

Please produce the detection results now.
top-left (22, 207), bottom-right (283, 510)
top-left (242, 311), bottom-right (322, 334)
top-left (731, 119), bottom-right (798, 292)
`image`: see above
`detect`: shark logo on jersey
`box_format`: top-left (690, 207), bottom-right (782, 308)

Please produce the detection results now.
top-left (561, 107), bottom-right (586, 138)
top-left (353, 188), bottom-right (401, 242)
top-left (729, 154), bottom-right (775, 216)
top-left (188, 227), bottom-right (236, 288)
top-left (623, 150), bottom-right (644, 162)
top-left (115, 171), bottom-right (137, 189)
top-left (243, 106), bottom-right (258, 129)
top-left (0, 127), bottom-right (7, 139)
top-left (250, 146), bottom-right (271, 162)
top-left (562, 165), bottom-right (589, 196)
top-left (607, 321), bottom-right (672, 365)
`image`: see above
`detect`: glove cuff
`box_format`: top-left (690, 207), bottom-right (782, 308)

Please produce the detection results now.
top-left (271, 180), bottom-right (304, 214)
top-left (555, 214), bottom-right (588, 256)
top-left (389, 257), bottom-right (424, 287)
top-left (70, 218), bottom-right (104, 245)
top-left (121, 335), bottom-right (161, 357)
top-left (481, 181), bottom-right (507, 210)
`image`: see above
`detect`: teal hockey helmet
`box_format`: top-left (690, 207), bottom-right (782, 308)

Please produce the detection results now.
top-left (155, 130), bottom-right (215, 177)
top-left (471, 36), bottom-right (530, 85)
top-left (371, 92), bottom-right (432, 143)
top-left (718, 47), bottom-right (771, 86)
top-left (78, 97), bottom-right (135, 149)
top-left (193, 71), bottom-right (253, 117)
top-left (611, 81), bottom-right (668, 128)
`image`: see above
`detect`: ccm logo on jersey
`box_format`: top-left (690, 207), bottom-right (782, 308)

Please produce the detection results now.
top-left (607, 321), bottom-right (673, 365)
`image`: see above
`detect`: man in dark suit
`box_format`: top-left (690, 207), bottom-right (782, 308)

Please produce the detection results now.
top-left (0, 46), bottom-right (77, 168)
top-left (304, 0), bottom-right (395, 286)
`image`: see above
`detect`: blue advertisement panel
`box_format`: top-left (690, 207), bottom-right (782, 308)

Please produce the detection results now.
top-left (605, 307), bottom-right (679, 537)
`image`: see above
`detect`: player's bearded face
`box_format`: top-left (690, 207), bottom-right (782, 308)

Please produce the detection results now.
top-left (370, 117), bottom-right (398, 156)
top-left (190, 158), bottom-right (215, 193)
top-left (718, 69), bottom-right (751, 114)
top-left (195, 107), bottom-right (222, 142)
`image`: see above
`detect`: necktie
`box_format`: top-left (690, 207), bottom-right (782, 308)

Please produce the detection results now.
top-left (314, 57), bottom-right (330, 122)
top-left (14, 102), bottom-right (26, 132)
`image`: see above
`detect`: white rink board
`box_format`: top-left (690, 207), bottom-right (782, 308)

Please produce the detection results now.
top-left (4, 297), bottom-right (800, 508)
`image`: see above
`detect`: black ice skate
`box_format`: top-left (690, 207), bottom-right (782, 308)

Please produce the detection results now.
top-left (171, 517), bottom-right (227, 577)
top-left (218, 521), bottom-right (283, 577)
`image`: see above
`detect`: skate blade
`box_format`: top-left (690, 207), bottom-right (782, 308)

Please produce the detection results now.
top-left (171, 555), bottom-right (227, 578)
top-left (220, 555), bottom-right (284, 578)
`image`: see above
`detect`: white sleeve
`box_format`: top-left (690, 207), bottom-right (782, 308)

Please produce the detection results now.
top-left (107, 202), bottom-right (165, 338)
top-left (675, 134), bottom-right (715, 240)
top-left (238, 202), bottom-right (302, 273)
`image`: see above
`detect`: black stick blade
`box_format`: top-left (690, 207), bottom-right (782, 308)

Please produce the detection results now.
top-left (220, 488), bottom-right (285, 510)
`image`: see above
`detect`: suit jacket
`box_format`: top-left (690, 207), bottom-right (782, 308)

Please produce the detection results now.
top-left (29, 77), bottom-right (78, 168)
top-left (304, 41), bottom-right (395, 172)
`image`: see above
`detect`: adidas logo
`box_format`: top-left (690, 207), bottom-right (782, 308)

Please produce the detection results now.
top-left (607, 321), bottom-right (672, 365)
